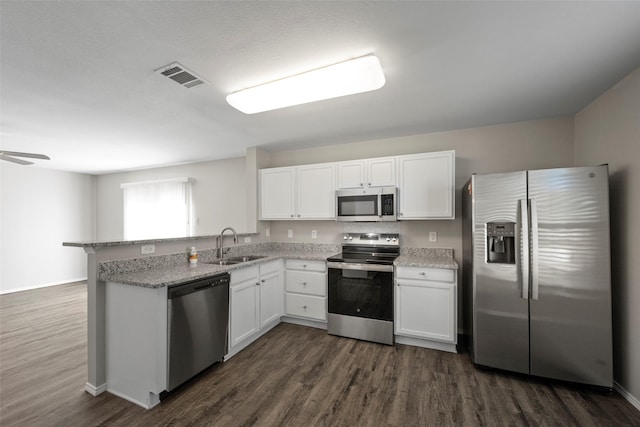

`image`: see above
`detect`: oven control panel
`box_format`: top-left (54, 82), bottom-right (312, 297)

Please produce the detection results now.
top-left (342, 233), bottom-right (399, 246)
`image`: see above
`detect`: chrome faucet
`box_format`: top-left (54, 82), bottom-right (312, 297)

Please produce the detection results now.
top-left (218, 227), bottom-right (238, 259)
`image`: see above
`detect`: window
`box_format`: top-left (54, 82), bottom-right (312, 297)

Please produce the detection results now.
top-left (121, 177), bottom-right (192, 240)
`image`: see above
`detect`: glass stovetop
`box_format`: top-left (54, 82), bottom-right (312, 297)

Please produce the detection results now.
top-left (327, 247), bottom-right (399, 265)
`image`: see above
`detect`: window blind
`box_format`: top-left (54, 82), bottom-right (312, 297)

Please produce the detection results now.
top-left (121, 177), bottom-right (192, 240)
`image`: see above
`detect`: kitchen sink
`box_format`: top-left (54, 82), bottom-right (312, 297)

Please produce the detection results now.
top-left (206, 255), bottom-right (267, 266)
top-left (226, 255), bottom-right (267, 263)
top-left (207, 259), bottom-right (240, 266)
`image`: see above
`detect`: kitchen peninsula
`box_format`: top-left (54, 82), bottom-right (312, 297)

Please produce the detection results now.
top-left (64, 235), bottom-right (457, 409)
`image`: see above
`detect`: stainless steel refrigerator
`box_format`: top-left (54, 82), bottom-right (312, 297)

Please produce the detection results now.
top-left (462, 165), bottom-right (613, 388)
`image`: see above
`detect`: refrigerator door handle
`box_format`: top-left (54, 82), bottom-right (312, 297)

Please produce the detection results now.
top-left (519, 199), bottom-right (530, 300)
top-left (530, 198), bottom-right (539, 300)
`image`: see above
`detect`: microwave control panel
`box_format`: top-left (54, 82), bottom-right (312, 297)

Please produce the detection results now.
top-left (381, 194), bottom-right (395, 215)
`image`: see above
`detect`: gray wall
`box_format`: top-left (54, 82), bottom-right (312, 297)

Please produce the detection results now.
top-left (574, 67), bottom-right (640, 404)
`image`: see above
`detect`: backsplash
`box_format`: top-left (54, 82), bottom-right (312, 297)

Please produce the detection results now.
top-left (342, 222), bottom-right (400, 234)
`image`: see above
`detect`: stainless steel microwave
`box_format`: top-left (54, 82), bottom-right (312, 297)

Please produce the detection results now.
top-left (336, 187), bottom-right (397, 222)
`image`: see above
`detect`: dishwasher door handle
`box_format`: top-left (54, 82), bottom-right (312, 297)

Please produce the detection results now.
top-left (194, 283), bottom-right (213, 291)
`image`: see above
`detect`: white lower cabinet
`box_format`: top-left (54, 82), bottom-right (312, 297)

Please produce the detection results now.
top-left (229, 266), bottom-right (260, 352)
top-left (105, 282), bottom-right (167, 409)
top-left (259, 262), bottom-right (283, 328)
top-left (284, 259), bottom-right (327, 323)
top-left (395, 266), bottom-right (457, 352)
top-left (228, 260), bottom-right (283, 358)
top-left (285, 293), bottom-right (326, 320)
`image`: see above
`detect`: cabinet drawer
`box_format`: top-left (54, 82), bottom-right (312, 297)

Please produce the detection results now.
top-left (285, 294), bottom-right (326, 321)
top-left (395, 267), bottom-right (454, 283)
top-left (285, 271), bottom-right (326, 296)
top-left (285, 259), bottom-right (326, 272)
top-left (231, 265), bottom-right (259, 284)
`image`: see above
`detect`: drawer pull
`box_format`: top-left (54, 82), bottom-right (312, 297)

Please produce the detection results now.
top-left (303, 305), bottom-right (308, 310)
top-left (261, 279), bottom-right (265, 283)
top-left (419, 272), bottom-right (426, 276)
top-left (302, 282), bottom-right (307, 286)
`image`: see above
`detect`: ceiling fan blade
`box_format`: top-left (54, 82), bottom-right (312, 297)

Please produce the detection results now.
top-left (0, 154), bottom-right (34, 165)
top-left (0, 151), bottom-right (50, 160)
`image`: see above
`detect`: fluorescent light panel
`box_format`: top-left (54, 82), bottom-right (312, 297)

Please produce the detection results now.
top-left (226, 55), bottom-right (385, 114)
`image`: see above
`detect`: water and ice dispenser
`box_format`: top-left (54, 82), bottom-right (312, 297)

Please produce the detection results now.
top-left (486, 222), bottom-right (515, 264)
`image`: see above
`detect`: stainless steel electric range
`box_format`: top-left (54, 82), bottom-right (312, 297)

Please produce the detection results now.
top-left (326, 233), bottom-right (400, 345)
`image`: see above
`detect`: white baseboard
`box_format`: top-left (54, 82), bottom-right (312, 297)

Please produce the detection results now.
top-left (0, 277), bottom-right (87, 295)
top-left (85, 382), bottom-right (107, 396)
top-left (281, 316), bottom-right (327, 330)
top-left (614, 381), bottom-right (640, 412)
top-left (395, 335), bottom-right (458, 353)
top-left (106, 387), bottom-right (160, 410)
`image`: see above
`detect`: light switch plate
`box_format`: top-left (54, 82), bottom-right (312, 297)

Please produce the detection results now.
top-left (244, 237), bottom-right (251, 243)
top-left (287, 229), bottom-right (293, 238)
top-left (266, 228), bottom-right (270, 237)
top-left (429, 232), bottom-right (437, 242)
top-left (141, 244), bottom-right (155, 255)
top-left (311, 230), bottom-right (317, 239)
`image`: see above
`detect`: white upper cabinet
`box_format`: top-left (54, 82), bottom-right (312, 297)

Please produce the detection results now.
top-left (337, 157), bottom-right (396, 188)
top-left (260, 167), bottom-right (296, 220)
top-left (260, 150), bottom-right (455, 221)
top-left (260, 163), bottom-right (336, 220)
top-left (296, 163), bottom-right (336, 219)
top-left (397, 150), bottom-right (455, 219)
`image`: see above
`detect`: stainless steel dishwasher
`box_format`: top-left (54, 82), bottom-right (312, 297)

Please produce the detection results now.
top-left (167, 272), bottom-right (230, 391)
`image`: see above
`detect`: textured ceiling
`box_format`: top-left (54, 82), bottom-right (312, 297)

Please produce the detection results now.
top-left (1, 1), bottom-right (640, 174)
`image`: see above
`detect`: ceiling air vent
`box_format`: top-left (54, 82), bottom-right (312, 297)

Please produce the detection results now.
top-left (154, 62), bottom-right (206, 88)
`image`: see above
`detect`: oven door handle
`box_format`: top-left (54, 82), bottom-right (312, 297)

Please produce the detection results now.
top-left (327, 262), bottom-right (394, 273)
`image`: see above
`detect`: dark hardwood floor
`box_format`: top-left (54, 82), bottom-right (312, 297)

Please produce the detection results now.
top-left (1, 282), bottom-right (639, 426)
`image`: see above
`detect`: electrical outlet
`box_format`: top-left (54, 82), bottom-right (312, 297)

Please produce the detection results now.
top-left (311, 230), bottom-right (317, 239)
top-left (141, 244), bottom-right (155, 255)
top-left (429, 232), bottom-right (437, 242)
top-left (244, 236), bottom-right (251, 243)
top-left (287, 229), bottom-right (293, 238)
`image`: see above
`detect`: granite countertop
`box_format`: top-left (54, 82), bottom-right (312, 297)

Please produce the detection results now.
top-left (99, 244), bottom-right (458, 288)
top-left (394, 254), bottom-right (459, 269)
top-left (100, 249), bottom-right (339, 288)
top-left (394, 248), bottom-right (459, 270)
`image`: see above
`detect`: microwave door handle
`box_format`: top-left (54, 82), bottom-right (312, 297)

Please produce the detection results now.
top-left (378, 196), bottom-right (382, 218)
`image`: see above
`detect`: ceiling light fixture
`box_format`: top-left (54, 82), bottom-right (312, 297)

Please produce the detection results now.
top-left (226, 54), bottom-right (386, 114)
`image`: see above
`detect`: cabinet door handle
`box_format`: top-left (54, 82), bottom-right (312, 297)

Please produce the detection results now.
top-left (261, 279), bottom-right (265, 283)
top-left (360, 182), bottom-right (363, 187)
top-left (298, 214), bottom-right (301, 217)
top-left (256, 282), bottom-right (260, 286)
top-left (302, 264), bottom-right (307, 268)
top-left (368, 182), bottom-right (371, 186)
top-left (302, 282), bottom-right (307, 286)
top-left (302, 305), bottom-right (308, 310)
top-left (419, 272), bottom-right (426, 276)
top-left (290, 214), bottom-right (294, 218)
